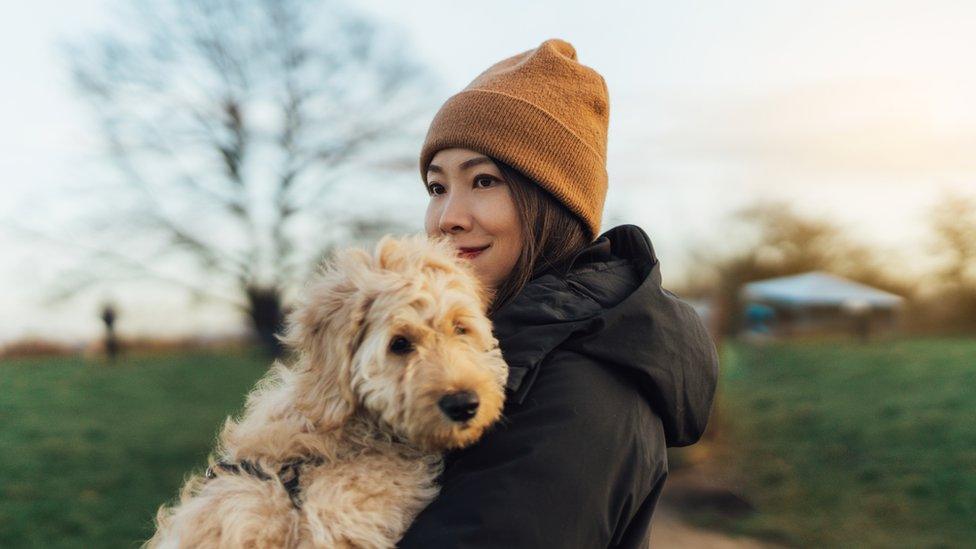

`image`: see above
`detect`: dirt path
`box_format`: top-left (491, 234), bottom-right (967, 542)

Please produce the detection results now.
top-left (646, 465), bottom-right (783, 549)
top-left (649, 506), bottom-right (777, 548)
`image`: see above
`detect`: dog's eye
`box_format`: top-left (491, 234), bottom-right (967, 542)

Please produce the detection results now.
top-left (389, 336), bottom-right (414, 355)
top-left (454, 324), bottom-right (466, 335)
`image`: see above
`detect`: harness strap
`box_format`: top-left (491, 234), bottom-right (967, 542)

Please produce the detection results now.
top-left (205, 456), bottom-right (325, 509)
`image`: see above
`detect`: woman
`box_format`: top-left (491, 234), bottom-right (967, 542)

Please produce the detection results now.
top-left (398, 38), bottom-right (719, 548)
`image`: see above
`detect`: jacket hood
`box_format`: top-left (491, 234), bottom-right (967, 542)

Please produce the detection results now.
top-left (491, 224), bottom-right (719, 447)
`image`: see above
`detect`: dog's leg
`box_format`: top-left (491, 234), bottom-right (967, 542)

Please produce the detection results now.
top-left (146, 473), bottom-right (301, 548)
top-left (299, 455), bottom-right (441, 549)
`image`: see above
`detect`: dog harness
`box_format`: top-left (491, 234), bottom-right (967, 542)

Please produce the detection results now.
top-left (204, 456), bottom-right (325, 509)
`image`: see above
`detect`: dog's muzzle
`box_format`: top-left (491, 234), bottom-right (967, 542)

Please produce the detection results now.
top-left (438, 391), bottom-right (480, 422)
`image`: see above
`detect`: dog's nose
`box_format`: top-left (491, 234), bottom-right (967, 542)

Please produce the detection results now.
top-left (438, 391), bottom-right (480, 422)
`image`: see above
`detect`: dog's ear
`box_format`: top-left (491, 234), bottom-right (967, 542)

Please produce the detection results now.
top-left (425, 234), bottom-right (495, 313)
top-left (377, 233), bottom-right (461, 277)
top-left (375, 234), bottom-right (406, 272)
top-left (279, 247), bottom-right (376, 428)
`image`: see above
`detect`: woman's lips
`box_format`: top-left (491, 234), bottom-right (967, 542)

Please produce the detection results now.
top-left (457, 244), bottom-right (490, 259)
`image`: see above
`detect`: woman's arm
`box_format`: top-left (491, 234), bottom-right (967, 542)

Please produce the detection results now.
top-left (397, 348), bottom-right (668, 548)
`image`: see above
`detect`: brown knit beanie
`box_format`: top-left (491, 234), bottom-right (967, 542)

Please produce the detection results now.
top-left (419, 38), bottom-right (610, 240)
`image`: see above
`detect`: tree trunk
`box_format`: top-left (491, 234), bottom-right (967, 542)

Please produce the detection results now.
top-left (245, 285), bottom-right (286, 358)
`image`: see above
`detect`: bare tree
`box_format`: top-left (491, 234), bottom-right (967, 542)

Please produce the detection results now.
top-left (929, 192), bottom-right (976, 286)
top-left (926, 191), bottom-right (976, 330)
top-left (63, 0), bottom-right (437, 356)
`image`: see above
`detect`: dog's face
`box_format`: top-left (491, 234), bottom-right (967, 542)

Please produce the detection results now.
top-left (282, 235), bottom-right (508, 451)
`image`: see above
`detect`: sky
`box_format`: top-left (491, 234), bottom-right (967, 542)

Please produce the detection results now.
top-left (2, 0), bottom-right (975, 345)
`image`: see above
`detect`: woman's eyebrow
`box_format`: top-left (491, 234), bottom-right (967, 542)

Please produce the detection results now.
top-left (427, 156), bottom-right (494, 175)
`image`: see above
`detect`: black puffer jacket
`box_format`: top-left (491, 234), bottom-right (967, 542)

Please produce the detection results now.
top-left (398, 224), bottom-right (719, 548)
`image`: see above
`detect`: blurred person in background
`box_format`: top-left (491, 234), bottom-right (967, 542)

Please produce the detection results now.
top-left (398, 38), bottom-right (719, 548)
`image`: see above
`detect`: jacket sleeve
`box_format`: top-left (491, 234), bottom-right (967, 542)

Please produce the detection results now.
top-left (397, 348), bottom-right (668, 548)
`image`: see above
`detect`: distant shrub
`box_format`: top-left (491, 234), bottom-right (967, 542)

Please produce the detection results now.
top-left (1, 334), bottom-right (255, 361)
top-left (0, 338), bottom-right (77, 359)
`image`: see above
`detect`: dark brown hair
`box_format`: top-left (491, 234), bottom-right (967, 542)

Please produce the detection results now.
top-left (487, 158), bottom-right (592, 317)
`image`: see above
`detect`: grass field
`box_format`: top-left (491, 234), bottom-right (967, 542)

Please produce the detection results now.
top-left (2, 339), bottom-right (974, 547)
top-left (692, 337), bottom-right (976, 548)
top-left (0, 348), bottom-right (271, 548)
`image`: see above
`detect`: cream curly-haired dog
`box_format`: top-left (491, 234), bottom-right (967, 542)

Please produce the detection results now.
top-left (146, 235), bottom-right (508, 548)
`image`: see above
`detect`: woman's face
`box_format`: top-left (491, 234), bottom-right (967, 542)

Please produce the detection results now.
top-left (424, 148), bottom-right (522, 289)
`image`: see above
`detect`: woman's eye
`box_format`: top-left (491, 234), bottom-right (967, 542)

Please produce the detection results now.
top-left (389, 336), bottom-right (414, 355)
top-left (474, 175), bottom-right (497, 189)
top-left (426, 183), bottom-right (445, 196)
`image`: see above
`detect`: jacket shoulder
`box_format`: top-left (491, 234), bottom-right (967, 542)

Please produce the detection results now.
top-left (531, 346), bottom-right (668, 473)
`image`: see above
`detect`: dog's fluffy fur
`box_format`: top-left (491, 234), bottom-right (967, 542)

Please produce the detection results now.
top-left (146, 235), bottom-right (508, 548)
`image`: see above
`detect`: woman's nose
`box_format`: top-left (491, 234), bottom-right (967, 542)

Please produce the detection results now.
top-left (438, 194), bottom-right (472, 234)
